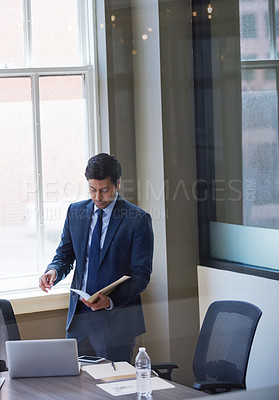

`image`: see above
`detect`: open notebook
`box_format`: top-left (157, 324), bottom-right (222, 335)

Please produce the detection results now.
top-left (6, 338), bottom-right (80, 378)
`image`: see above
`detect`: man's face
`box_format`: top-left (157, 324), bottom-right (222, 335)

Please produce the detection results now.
top-left (88, 177), bottom-right (120, 209)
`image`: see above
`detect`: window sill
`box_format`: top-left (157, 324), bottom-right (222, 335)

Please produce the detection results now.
top-left (4, 288), bottom-right (70, 315)
top-left (201, 258), bottom-right (279, 281)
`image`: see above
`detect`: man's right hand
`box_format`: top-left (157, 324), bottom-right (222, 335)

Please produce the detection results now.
top-left (39, 269), bottom-right (56, 293)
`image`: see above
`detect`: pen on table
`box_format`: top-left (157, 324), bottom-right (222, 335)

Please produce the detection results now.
top-left (111, 361), bottom-right (116, 371)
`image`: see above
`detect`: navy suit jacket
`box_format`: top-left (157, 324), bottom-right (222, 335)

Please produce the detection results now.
top-left (46, 195), bottom-right (153, 340)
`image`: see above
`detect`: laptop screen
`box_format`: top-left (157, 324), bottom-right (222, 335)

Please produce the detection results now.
top-left (6, 338), bottom-right (80, 378)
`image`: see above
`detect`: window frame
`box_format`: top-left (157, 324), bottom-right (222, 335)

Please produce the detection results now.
top-left (0, 0), bottom-right (101, 296)
top-left (193, 0), bottom-right (279, 281)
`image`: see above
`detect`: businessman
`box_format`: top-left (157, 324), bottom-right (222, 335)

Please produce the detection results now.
top-left (39, 153), bottom-right (153, 362)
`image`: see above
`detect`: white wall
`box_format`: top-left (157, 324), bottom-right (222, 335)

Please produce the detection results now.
top-left (198, 265), bottom-right (279, 390)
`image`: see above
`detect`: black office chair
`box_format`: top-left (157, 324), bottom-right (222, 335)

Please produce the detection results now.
top-left (192, 300), bottom-right (262, 394)
top-left (0, 299), bottom-right (21, 372)
top-left (151, 300), bottom-right (262, 386)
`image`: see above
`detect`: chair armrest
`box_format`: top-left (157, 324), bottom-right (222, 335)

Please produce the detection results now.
top-left (0, 359), bottom-right (7, 372)
top-left (151, 362), bottom-right (179, 381)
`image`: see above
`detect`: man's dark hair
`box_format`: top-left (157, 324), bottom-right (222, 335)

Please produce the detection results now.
top-left (85, 153), bottom-right (122, 186)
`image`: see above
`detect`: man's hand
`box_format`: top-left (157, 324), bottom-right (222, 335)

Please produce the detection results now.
top-left (39, 270), bottom-right (56, 293)
top-left (81, 292), bottom-right (110, 311)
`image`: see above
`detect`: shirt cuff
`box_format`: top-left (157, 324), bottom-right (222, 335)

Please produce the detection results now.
top-left (48, 268), bottom-right (58, 280)
top-left (105, 297), bottom-right (114, 310)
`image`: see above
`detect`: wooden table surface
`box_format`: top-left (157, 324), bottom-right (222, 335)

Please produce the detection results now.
top-left (0, 370), bottom-right (207, 400)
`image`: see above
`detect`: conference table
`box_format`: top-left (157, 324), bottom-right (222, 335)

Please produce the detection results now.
top-left (0, 369), bottom-right (207, 400)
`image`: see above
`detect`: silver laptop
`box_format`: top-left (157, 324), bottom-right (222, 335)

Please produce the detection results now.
top-left (6, 338), bottom-right (80, 378)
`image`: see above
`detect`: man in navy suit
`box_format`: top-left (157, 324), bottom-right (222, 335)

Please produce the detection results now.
top-left (39, 153), bottom-right (153, 362)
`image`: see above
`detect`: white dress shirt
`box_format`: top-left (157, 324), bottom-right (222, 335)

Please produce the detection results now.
top-left (80, 194), bottom-right (118, 309)
top-left (81, 194), bottom-right (117, 292)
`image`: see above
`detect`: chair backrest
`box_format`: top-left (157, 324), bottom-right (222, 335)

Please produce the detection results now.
top-left (0, 299), bottom-right (20, 372)
top-left (193, 300), bottom-right (262, 389)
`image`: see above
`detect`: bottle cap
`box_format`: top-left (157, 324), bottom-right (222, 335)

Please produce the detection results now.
top-left (139, 347), bottom-right (146, 352)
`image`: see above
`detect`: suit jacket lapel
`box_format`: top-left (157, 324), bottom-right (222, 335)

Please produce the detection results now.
top-left (99, 196), bottom-right (124, 267)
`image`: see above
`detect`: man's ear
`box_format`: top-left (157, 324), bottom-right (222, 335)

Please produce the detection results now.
top-left (116, 178), bottom-right (121, 191)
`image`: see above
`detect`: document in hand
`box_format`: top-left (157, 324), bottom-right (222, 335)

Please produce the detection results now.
top-left (70, 275), bottom-right (130, 303)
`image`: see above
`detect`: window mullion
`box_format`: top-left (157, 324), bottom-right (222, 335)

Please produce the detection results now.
top-left (77, 0), bottom-right (89, 65)
top-left (277, 66), bottom-right (279, 155)
top-left (22, 0), bottom-right (33, 67)
top-left (31, 73), bottom-right (45, 273)
top-left (84, 70), bottom-right (100, 157)
top-left (87, 0), bottom-right (96, 66)
top-left (269, 0), bottom-right (276, 59)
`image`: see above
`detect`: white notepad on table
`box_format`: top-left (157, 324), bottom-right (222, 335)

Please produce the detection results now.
top-left (82, 361), bottom-right (136, 381)
top-left (96, 377), bottom-right (175, 396)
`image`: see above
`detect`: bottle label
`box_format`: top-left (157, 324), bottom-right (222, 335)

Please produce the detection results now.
top-left (136, 369), bottom-right (152, 396)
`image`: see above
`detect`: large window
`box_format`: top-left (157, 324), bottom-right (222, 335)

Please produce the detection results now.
top-left (0, 0), bottom-right (98, 294)
top-left (193, 0), bottom-right (279, 276)
top-left (240, 0), bottom-right (279, 229)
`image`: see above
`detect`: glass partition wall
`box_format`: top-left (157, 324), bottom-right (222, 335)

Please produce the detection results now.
top-left (193, 0), bottom-right (279, 277)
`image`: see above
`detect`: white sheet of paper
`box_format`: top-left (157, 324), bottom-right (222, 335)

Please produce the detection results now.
top-left (96, 377), bottom-right (175, 396)
top-left (70, 288), bottom-right (91, 300)
top-left (82, 361), bottom-right (136, 379)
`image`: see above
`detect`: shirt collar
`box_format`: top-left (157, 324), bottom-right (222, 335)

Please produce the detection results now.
top-left (93, 193), bottom-right (118, 217)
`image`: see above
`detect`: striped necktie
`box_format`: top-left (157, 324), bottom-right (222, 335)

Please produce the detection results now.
top-left (86, 208), bottom-right (103, 295)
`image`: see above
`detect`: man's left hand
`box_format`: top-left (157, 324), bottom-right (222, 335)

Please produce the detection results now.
top-left (81, 292), bottom-right (110, 311)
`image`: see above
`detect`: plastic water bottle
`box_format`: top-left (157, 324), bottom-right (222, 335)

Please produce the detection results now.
top-left (135, 347), bottom-right (152, 398)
